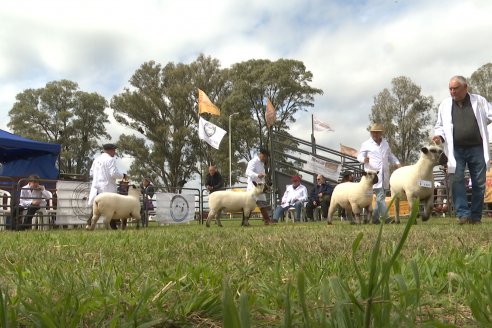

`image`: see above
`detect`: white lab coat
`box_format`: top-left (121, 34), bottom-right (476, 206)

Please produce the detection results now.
top-left (19, 183), bottom-right (51, 208)
top-left (87, 152), bottom-right (123, 205)
top-left (279, 184), bottom-right (308, 208)
top-left (357, 138), bottom-right (400, 189)
top-left (434, 93), bottom-right (492, 174)
top-left (246, 155), bottom-right (267, 201)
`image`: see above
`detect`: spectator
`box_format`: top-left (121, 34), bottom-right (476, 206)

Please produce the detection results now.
top-left (272, 175), bottom-right (308, 222)
top-left (433, 75), bottom-right (492, 225)
top-left (87, 143), bottom-right (126, 230)
top-left (246, 148), bottom-right (273, 225)
top-left (305, 175), bottom-right (333, 221)
top-left (140, 178), bottom-right (155, 227)
top-left (357, 123), bottom-right (401, 224)
top-left (18, 175), bottom-right (51, 230)
top-left (204, 165), bottom-right (224, 193)
top-left (338, 170), bottom-right (354, 221)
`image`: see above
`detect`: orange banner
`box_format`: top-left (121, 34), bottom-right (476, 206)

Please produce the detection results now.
top-left (340, 144), bottom-right (358, 157)
top-left (198, 89), bottom-right (220, 116)
top-left (484, 167), bottom-right (492, 203)
top-left (265, 98), bottom-right (276, 128)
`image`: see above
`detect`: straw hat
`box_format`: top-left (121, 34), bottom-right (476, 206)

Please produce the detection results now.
top-left (369, 123), bottom-right (384, 132)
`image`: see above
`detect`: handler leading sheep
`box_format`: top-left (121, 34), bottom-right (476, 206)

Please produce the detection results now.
top-left (389, 144), bottom-right (448, 223)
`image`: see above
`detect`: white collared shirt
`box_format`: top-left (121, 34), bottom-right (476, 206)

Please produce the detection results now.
top-left (357, 138), bottom-right (399, 189)
top-left (280, 184), bottom-right (308, 208)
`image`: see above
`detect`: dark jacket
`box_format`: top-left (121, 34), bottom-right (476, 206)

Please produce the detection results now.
top-left (205, 172), bottom-right (224, 193)
top-left (309, 182), bottom-right (334, 203)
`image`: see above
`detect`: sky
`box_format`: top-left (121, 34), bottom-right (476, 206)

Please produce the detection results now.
top-left (1, 0), bottom-right (492, 186)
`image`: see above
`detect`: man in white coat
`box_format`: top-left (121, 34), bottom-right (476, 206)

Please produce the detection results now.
top-left (246, 148), bottom-right (272, 225)
top-left (357, 123), bottom-right (401, 224)
top-left (272, 175), bottom-right (308, 222)
top-left (433, 75), bottom-right (492, 225)
top-left (86, 143), bottom-right (126, 229)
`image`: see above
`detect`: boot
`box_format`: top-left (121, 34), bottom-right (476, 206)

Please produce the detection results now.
top-left (260, 207), bottom-right (272, 225)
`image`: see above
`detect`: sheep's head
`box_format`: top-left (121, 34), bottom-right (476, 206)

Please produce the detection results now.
top-left (128, 185), bottom-right (142, 196)
top-left (422, 145), bottom-right (447, 166)
top-left (252, 181), bottom-right (267, 195)
top-left (362, 170), bottom-right (379, 185)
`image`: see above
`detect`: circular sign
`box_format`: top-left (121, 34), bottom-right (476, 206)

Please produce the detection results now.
top-left (169, 195), bottom-right (189, 222)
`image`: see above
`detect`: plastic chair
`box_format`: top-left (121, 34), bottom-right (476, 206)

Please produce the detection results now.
top-left (0, 190), bottom-right (12, 230)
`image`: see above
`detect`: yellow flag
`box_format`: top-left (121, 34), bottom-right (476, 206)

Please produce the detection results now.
top-left (198, 89), bottom-right (220, 116)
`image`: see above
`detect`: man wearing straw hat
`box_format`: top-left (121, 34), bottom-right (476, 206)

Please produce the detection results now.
top-left (357, 123), bottom-right (401, 224)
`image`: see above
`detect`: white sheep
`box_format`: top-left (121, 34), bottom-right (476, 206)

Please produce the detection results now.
top-left (389, 144), bottom-right (448, 223)
top-left (327, 170), bottom-right (379, 224)
top-left (87, 185), bottom-right (141, 230)
top-left (206, 182), bottom-right (265, 227)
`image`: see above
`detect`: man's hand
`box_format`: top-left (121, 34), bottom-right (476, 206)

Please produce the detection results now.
top-left (258, 173), bottom-right (265, 179)
top-left (395, 163), bottom-right (402, 169)
top-left (364, 156), bottom-right (370, 164)
top-left (206, 185), bottom-right (213, 191)
top-left (32, 200), bottom-right (41, 206)
top-left (318, 192), bottom-right (323, 198)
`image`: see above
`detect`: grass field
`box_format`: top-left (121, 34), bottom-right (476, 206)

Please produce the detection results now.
top-left (0, 214), bottom-right (491, 327)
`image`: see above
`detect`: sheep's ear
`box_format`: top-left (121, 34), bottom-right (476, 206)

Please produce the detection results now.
top-left (253, 181), bottom-right (258, 186)
top-left (131, 185), bottom-right (137, 189)
top-left (362, 171), bottom-right (367, 176)
top-left (421, 147), bottom-right (429, 154)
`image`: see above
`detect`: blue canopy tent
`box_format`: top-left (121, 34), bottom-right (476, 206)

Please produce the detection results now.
top-left (0, 129), bottom-right (61, 180)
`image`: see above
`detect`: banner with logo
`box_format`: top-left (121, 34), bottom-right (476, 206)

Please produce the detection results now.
top-left (55, 180), bottom-right (92, 225)
top-left (303, 156), bottom-right (341, 181)
top-left (155, 193), bottom-right (195, 224)
top-left (198, 117), bottom-right (227, 149)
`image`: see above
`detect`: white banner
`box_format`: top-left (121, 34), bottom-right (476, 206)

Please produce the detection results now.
top-left (303, 156), bottom-right (342, 181)
top-left (198, 117), bottom-right (227, 149)
top-left (55, 180), bottom-right (92, 225)
top-left (155, 193), bottom-right (195, 224)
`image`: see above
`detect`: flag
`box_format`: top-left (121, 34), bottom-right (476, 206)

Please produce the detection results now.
top-left (340, 144), bottom-right (358, 157)
top-left (198, 117), bottom-right (227, 149)
top-left (265, 98), bottom-right (276, 128)
top-left (198, 89), bottom-right (220, 116)
top-left (313, 116), bottom-right (334, 132)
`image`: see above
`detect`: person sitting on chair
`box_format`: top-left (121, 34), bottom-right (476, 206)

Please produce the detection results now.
top-left (18, 175), bottom-right (51, 230)
top-left (273, 175), bottom-right (308, 222)
top-left (305, 175), bottom-right (334, 221)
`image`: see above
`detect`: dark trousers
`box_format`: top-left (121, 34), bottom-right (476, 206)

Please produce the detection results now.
top-left (306, 200), bottom-right (329, 220)
top-left (19, 205), bottom-right (41, 230)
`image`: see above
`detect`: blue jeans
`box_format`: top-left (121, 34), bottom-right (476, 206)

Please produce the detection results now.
top-left (372, 187), bottom-right (387, 222)
top-left (273, 201), bottom-right (303, 221)
top-left (451, 145), bottom-right (486, 221)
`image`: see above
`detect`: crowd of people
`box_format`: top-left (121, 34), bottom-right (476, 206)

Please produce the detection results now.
top-left (3, 75), bottom-right (491, 229)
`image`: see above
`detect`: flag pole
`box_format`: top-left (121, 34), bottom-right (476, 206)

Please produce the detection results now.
top-left (311, 114), bottom-right (317, 185)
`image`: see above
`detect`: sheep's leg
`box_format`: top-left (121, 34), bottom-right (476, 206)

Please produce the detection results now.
top-left (216, 209), bottom-right (223, 227)
top-left (394, 196), bottom-right (400, 224)
top-left (206, 209), bottom-right (216, 227)
top-left (351, 205), bottom-right (361, 224)
top-left (421, 196), bottom-right (433, 222)
top-left (242, 210), bottom-right (251, 227)
top-left (327, 203), bottom-right (337, 225)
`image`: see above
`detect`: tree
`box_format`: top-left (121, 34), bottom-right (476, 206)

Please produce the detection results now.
top-left (8, 80), bottom-right (109, 174)
top-left (369, 76), bottom-right (434, 165)
top-left (468, 63), bottom-right (492, 101)
top-left (111, 55), bottom-right (230, 191)
top-left (225, 59), bottom-right (323, 172)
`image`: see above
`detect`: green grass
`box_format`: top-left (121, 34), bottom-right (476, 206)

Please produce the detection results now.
top-left (0, 214), bottom-right (491, 327)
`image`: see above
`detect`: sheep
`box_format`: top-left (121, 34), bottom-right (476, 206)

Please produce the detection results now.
top-left (87, 185), bottom-right (141, 230)
top-left (389, 144), bottom-right (448, 223)
top-left (206, 181), bottom-right (266, 227)
top-left (327, 170), bottom-right (379, 225)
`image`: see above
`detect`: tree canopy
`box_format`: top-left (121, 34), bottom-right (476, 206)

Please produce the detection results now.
top-left (8, 80), bottom-right (109, 174)
top-left (369, 76), bottom-right (434, 165)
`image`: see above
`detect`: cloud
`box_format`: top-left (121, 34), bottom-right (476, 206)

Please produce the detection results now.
top-left (1, 0), bottom-right (492, 178)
